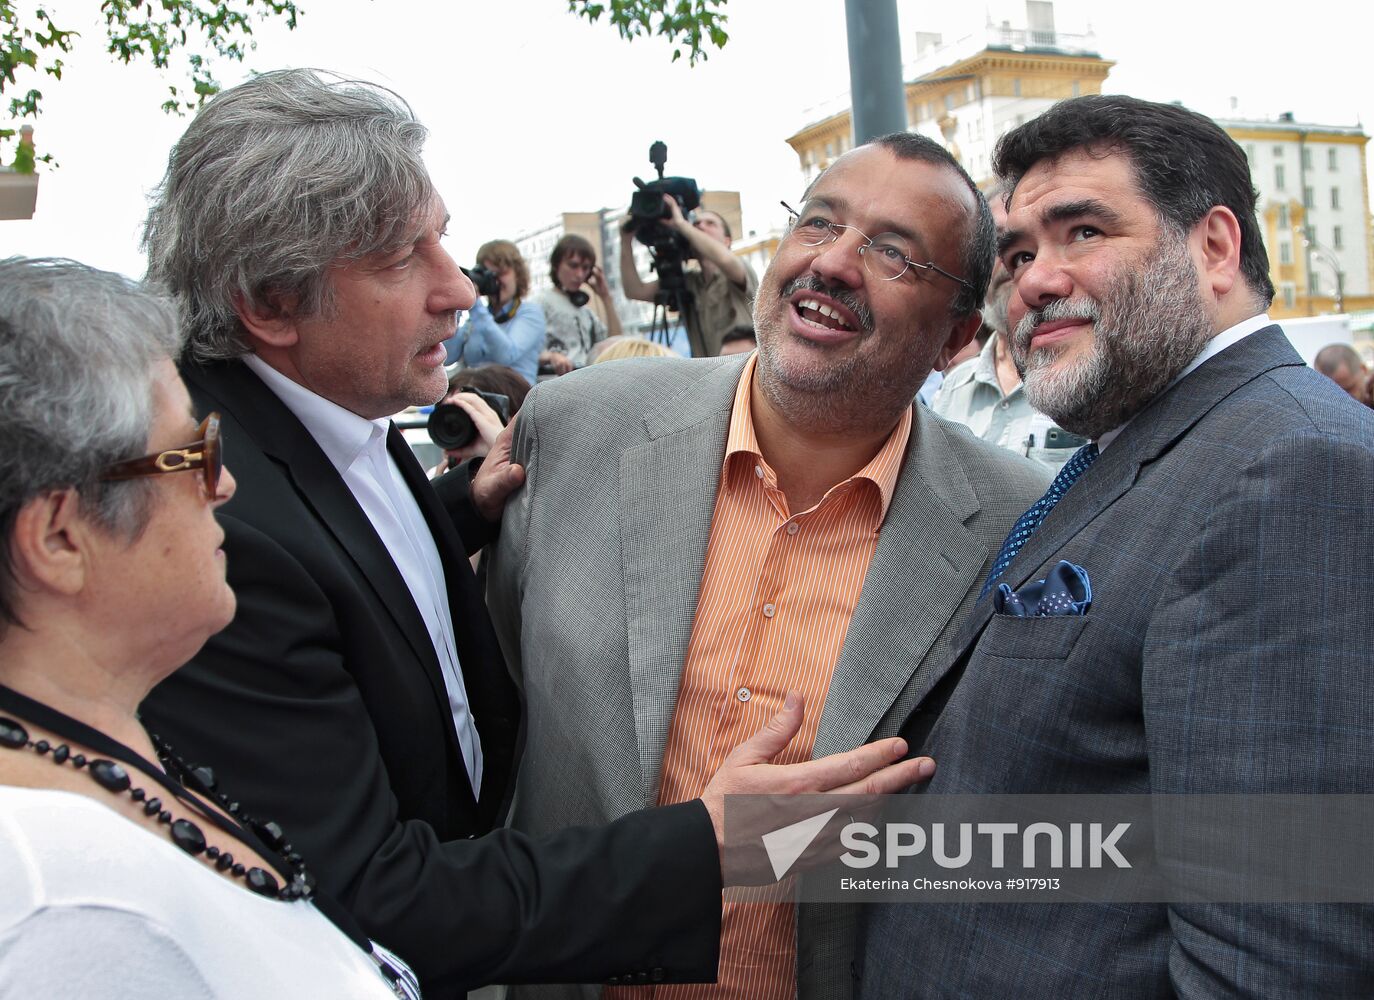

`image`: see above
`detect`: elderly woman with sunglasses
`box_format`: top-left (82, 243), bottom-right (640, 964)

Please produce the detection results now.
top-left (0, 259), bottom-right (419, 998)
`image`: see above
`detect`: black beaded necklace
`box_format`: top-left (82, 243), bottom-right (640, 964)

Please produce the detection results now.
top-left (0, 681), bottom-right (420, 999)
top-left (0, 714), bottom-right (310, 900)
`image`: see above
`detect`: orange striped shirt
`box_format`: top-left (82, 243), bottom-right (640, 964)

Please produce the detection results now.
top-left (611, 354), bottom-right (911, 1000)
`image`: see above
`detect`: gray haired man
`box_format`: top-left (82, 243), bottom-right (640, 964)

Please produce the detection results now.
top-left (136, 69), bottom-right (930, 998)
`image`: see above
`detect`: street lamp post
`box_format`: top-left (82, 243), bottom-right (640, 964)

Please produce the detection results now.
top-left (845, 0), bottom-right (907, 144)
top-left (1304, 237), bottom-right (1346, 313)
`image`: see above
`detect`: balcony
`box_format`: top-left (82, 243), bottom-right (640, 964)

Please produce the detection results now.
top-left (906, 25), bottom-right (1101, 80)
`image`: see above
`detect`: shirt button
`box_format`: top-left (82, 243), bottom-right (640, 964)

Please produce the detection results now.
top-left (754, 465), bottom-right (764, 478)
top-left (786, 522), bottom-right (799, 535)
top-left (762, 603), bottom-right (776, 618)
top-left (737, 687), bottom-right (751, 702)
top-left (1001, 401), bottom-right (1010, 409)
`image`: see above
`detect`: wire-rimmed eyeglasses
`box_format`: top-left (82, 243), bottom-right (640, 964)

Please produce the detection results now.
top-left (100, 413), bottom-right (223, 500)
top-left (781, 201), bottom-right (972, 292)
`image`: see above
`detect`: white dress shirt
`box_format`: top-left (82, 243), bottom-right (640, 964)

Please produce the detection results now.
top-left (243, 355), bottom-right (482, 792)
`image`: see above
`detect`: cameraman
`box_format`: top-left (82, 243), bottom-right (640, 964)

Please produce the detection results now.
top-left (536, 234), bottom-right (623, 374)
top-left (619, 195), bottom-right (758, 357)
top-left (449, 239), bottom-right (545, 385)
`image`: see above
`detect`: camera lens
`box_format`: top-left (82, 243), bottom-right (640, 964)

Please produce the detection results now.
top-left (427, 403), bottom-right (476, 450)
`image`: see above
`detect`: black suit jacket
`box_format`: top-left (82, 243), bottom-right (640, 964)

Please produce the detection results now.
top-left (142, 360), bottom-right (721, 997)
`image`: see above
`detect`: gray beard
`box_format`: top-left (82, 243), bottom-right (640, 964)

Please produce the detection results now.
top-left (752, 275), bottom-right (928, 436)
top-left (1012, 234), bottom-right (1214, 440)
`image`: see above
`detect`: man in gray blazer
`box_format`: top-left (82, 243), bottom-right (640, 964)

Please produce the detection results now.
top-left (489, 133), bottom-right (1049, 999)
top-left (858, 95), bottom-right (1374, 996)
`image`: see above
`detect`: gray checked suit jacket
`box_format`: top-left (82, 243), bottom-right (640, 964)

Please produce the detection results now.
top-left (858, 325), bottom-right (1374, 997)
top-left (488, 353), bottom-right (1050, 998)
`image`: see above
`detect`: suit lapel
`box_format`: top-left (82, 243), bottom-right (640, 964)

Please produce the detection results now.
top-left (187, 362), bottom-right (463, 780)
top-left (618, 357), bottom-right (745, 804)
top-left (815, 409), bottom-right (985, 755)
top-left (951, 324), bottom-right (1304, 653)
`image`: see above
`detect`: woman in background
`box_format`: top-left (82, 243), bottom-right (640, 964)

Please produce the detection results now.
top-left (536, 234), bottom-right (622, 375)
top-left (591, 336), bottom-right (676, 364)
top-left (449, 240), bottom-right (544, 386)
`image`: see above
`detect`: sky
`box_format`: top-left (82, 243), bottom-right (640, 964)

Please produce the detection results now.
top-left (3, 0), bottom-right (1372, 277)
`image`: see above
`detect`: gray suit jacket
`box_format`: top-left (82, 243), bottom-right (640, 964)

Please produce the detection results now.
top-left (488, 353), bottom-right (1049, 997)
top-left (858, 326), bottom-right (1374, 997)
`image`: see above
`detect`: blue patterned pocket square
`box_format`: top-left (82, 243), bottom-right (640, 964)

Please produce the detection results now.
top-left (994, 560), bottom-right (1092, 617)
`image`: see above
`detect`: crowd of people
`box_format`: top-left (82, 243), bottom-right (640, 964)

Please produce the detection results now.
top-left (2, 65), bottom-right (1372, 1000)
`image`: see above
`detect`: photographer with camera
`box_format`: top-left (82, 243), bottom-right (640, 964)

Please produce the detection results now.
top-left (447, 239), bottom-right (545, 385)
top-left (535, 234), bottom-right (623, 375)
top-left (619, 195), bottom-right (757, 358)
top-left (426, 365), bottom-right (527, 476)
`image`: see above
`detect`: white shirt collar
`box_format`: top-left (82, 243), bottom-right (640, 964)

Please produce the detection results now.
top-left (1096, 313), bottom-right (1271, 452)
top-left (242, 354), bottom-right (391, 474)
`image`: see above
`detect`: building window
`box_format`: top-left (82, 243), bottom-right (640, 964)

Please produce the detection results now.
top-left (943, 93), bottom-right (954, 111)
top-left (1301, 147), bottom-right (1312, 169)
top-left (1304, 186), bottom-right (1314, 209)
top-left (1274, 165), bottom-right (1285, 189)
top-left (1245, 144), bottom-right (1256, 162)
top-left (1282, 283), bottom-right (1296, 309)
top-left (1333, 226), bottom-right (1344, 249)
top-left (1279, 241), bottom-right (1292, 265)
top-left (1272, 145), bottom-right (1284, 158)
top-left (1072, 81), bottom-right (1080, 97)
top-left (1013, 78), bottom-right (1022, 97)
top-left (1277, 204), bottom-right (1289, 228)
top-left (1328, 148), bottom-right (1338, 171)
top-left (1305, 224), bottom-right (1316, 244)
top-left (1331, 187), bottom-right (1340, 209)
top-left (1310, 272), bottom-right (1321, 295)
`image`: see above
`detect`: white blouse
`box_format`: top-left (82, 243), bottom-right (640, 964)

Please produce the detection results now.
top-left (0, 785), bottom-right (407, 998)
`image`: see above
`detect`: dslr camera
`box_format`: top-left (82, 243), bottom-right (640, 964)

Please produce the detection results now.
top-left (427, 386), bottom-right (511, 451)
top-left (463, 264), bottom-right (502, 299)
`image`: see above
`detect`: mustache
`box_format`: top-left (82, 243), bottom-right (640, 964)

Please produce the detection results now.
top-left (780, 274), bottom-right (874, 333)
top-left (1012, 297), bottom-right (1100, 356)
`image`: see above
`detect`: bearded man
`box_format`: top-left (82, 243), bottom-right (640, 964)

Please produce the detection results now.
top-left (858, 95), bottom-right (1374, 997)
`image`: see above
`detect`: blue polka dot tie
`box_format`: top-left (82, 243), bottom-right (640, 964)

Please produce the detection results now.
top-left (980, 443), bottom-right (1099, 600)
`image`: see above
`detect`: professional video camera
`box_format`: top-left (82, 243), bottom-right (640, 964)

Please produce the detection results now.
top-left (626, 141), bottom-right (701, 329)
top-left (462, 264), bottom-right (502, 299)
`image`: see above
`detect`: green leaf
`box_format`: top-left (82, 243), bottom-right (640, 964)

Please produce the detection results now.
top-left (566, 0), bottom-right (729, 65)
top-left (2, 0), bottom-right (302, 164)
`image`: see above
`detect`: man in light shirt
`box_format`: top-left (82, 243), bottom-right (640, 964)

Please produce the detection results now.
top-left (933, 190), bottom-right (1085, 469)
top-left (859, 94), bottom-right (1374, 998)
top-left (490, 132), bottom-right (1048, 1000)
